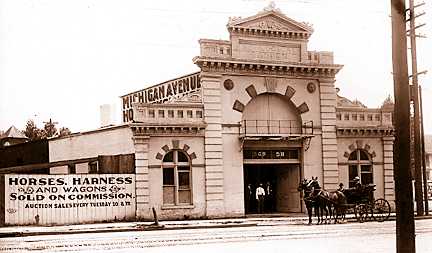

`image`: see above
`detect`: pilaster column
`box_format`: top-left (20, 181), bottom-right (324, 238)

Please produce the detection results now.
top-left (319, 78), bottom-right (339, 190)
top-left (383, 136), bottom-right (395, 207)
top-left (133, 136), bottom-right (150, 219)
top-left (201, 72), bottom-right (225, 217)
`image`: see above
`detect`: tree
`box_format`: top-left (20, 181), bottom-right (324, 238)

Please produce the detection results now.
top-left (23, 118), bottom-right (72, 140)
top-left (59, 127), bottom-right (72, 137)
top-left (23, 119), bottom-right (43, 141)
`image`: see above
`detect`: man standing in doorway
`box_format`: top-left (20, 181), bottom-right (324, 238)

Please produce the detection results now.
top-left (256, 183), bottom-right (266, 214)
top-left (265, 181), bottom-right (273, 213)
top-left (246, 184), bottom-right (253, 213)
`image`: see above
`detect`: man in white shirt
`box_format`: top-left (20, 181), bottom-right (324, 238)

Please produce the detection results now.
top-left (256, 183), bottom-right (266, 214)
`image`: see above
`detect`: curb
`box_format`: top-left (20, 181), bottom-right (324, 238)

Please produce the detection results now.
top-left (0, 222), bottom-right (258, 238)
top-left (1, 214), bottom-right (431, 238)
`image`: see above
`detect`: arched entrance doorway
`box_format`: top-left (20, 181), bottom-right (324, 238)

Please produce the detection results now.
top-left (241, 93), bottom-right (303, 214)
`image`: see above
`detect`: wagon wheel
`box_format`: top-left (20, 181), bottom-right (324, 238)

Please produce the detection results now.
top-left (363, 204), bottom-right (374, 222)
top-left (372, 198), bottom-right (391, 222)
top-left (355, 204), bottom-right (369, 223)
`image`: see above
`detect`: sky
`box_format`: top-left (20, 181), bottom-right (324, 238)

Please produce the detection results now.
top-left (1, 0), bottom-right (431, 134)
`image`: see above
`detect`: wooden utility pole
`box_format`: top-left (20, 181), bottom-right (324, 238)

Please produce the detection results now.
top-left (408, 0), bottom-right (427, 216)
top-left (43, 118), bottom-right (59, 137)
top-left (420, 85), bottom-right (429, 215)
top-left (409, 0), bottom-right (424, 216)
top-left (391, 0), bottom-right (416, 252)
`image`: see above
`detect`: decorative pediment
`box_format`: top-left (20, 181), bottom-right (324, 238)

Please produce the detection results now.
top-left (228, 10), bottom-right (313, 34)
top-left (235, 15), bottom-right (309, 33)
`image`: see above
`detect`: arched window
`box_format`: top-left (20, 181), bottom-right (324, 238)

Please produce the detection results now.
top-left (162, 150), bottom-right (191, 205)
top-left (348, 149), bottom-right (373, 188)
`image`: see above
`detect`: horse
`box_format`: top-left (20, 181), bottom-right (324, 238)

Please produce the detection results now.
top-left (308, 177), bottom-right (332, 224)
top-left (297, 178), bottom-right (321, 224)
top-left (309, 178), bottom-right (347, 224)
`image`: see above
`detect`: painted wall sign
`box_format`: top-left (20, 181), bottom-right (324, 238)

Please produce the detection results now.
top-left (4, 174), bottom-right (136, 225)
top-left (120, 72), bottom-right (201, 122)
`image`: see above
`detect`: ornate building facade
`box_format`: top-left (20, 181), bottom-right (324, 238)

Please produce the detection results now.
top-left (114, 7), bottom-right (395, 219)
top-left (1, 7), bottom-right (397, 225)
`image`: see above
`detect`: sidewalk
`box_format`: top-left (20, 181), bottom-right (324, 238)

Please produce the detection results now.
top-left (0, 214), bottom-right (315, 238)
top-left (0, 213), bottom-right (429, 238)
top-left (0, 216), bottom-right (286, 238)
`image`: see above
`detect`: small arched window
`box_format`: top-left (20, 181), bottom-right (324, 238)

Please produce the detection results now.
top-left (162, 150), bottom-right (191, 205)
top-left (348, 149), bottom-right (373, 188)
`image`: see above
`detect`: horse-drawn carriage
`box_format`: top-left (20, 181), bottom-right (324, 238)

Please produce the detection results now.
top-left (298, 178), bottom-right (391, 224)
top-left (342, 183), bottom-right (391, 222)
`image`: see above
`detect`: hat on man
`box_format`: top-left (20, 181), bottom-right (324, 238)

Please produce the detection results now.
top-left (353, 176), bottom-right (360, 181)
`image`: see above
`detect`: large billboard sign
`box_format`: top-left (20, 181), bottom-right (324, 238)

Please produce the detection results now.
top-left (3, 174), bottom-right (136, 225)
top-left (120, 72), bottom-right (201, 122)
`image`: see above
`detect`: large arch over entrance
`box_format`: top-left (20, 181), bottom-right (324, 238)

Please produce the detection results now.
top-left (241, 93), bottom-right (303, 214)
top-left (242, 93), bottom-right (302, 135)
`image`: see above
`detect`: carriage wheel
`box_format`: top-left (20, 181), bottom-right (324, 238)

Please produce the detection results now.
top-left (355, 204), bottom-right (368, 223)
top-left (372, 198), bottom-right (391, 222)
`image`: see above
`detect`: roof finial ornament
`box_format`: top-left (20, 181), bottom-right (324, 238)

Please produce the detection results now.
top-left (263, 1), bottom-right (281, 12)
top-left (381, 94), bottom-right (394, 109)
top-left (228, 16), bottom-right (242, 24)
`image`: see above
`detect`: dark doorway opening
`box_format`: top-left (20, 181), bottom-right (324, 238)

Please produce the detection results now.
top-left (244, 164), bottom-right (277, 214)
top-left (244, 164), bottom-right (301, 214)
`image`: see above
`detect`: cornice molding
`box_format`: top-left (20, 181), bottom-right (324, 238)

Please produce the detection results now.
top-left (131, 123), bottom-right (206, 137)
top-left (227, 27), bottom-right (310, 41)
top-left (194, 57), bottom-right (342, 78)
top-left (336, 127), bottom-right (394, 137)
top-left (336, 107), bottom-right (391, 113)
